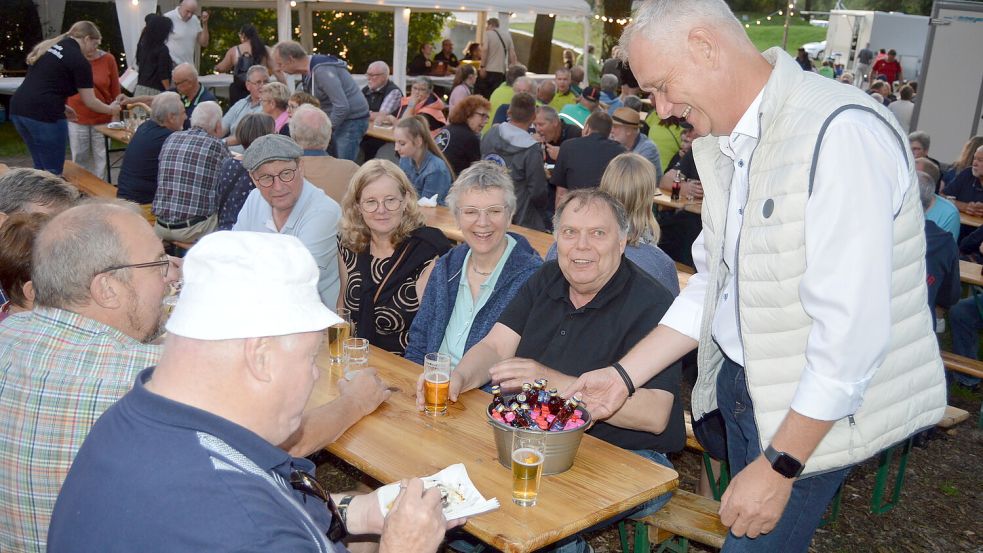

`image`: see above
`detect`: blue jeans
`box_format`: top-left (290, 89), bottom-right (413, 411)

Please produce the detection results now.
top-left (330, 116), bottom-right (369, 162)
top-left (717, 357), bottom-right (851, 553)
top-left (948, 297), bottom-right (982, 386)
top-left (12, 115), bottom-right (68, 174)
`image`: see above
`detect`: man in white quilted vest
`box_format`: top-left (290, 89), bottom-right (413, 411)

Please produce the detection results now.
top-left (565, 1), bottom-right (947, 551)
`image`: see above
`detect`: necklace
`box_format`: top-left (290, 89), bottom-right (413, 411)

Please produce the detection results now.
top-left (471, 262), bottom-right (493, 276)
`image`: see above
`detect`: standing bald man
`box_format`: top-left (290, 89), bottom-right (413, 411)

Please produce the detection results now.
top-left (164, 0), bottom-right (210, 68)
top-left (566, 1), bottom-right (946, 551)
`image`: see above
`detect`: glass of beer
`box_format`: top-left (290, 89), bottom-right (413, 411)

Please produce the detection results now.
top-left (343, 337), bottom-right (369, 380)
top-left (328, 308), bottom-right (352, 364)
top-left (422, 352), bottom-right (451, 415)
top-left (511, 429), bottom-right (546, 507)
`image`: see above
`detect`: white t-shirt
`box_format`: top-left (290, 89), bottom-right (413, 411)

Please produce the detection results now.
top-left (164, 8), bottom-right (202, 67)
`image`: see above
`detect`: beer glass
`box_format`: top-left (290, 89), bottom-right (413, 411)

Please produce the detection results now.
top-left (343, 337), bottom-right (369, 380)
top-left (422, 352), bottom-right (451, 415)
top-left (328, 308), bottom-right (352, 364)
top-left (511, 429), bottom-right (546, 506)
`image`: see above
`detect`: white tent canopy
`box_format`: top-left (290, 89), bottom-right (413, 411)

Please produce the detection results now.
top-left (36, 0), bottom-right (591, 90)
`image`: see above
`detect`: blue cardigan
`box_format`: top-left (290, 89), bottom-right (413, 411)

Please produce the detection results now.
top-left (405, 233), bottom-right (543, 364)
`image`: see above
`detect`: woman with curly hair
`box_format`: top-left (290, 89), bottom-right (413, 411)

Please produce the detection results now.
top-left (337, 160), bottom-right (451, 354)
top-left (440, 94), bottom-right (490, 175)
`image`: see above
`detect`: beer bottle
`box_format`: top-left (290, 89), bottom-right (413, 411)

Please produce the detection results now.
top-left (490, 385), bottom-right (505, 408)
top-left (508, 402), bottom-right (530, 428)
top-left (549, 396), bottom-right (581, 431)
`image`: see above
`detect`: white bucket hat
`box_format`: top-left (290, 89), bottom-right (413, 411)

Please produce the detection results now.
top-left (165, 231), bottom-right (342, 340)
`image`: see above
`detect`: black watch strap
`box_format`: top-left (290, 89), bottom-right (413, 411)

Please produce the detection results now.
top-left (763, 445), bottom-right (804, 478)
top-left (337, 495), bottom-right (354, 526)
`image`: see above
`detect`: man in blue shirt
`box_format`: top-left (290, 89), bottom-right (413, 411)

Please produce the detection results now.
top-left (117, 92), bottom-right (187, 207)
top-left (47, 231), bottom-right (453, 553)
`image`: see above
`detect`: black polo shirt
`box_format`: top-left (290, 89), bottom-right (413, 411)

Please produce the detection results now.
top-left (498, 259), bottom-right (685, 453)
top-left (550, 133), bottom-right (626, 191)
top-left (943, 168), bottom-right (983, 205)
top-left (11, 38), bottom-right (93, 123)
top-left (545, 122), bottom-right (582, 164)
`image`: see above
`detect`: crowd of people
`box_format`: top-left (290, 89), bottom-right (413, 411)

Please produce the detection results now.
top-left (0, 0), bottom-right (978, 551)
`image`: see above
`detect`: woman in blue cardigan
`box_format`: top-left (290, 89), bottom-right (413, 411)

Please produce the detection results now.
top-left (405, 162), bottom-right (543, 366)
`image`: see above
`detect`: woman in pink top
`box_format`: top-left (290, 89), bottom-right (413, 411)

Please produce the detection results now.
top-left (261, 82), bottom-right (291, 133)
top-left (66, 48), bottom-right (121, 178)
top-left (448, 64), bottom-right (477, 111)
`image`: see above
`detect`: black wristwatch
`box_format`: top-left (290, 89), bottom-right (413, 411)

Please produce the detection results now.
top-left (763, 445), bottom-right (804, 478)
top-left (337, 495), bottom-right (354, 527)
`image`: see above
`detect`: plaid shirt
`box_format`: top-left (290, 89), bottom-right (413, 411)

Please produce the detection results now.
top-left (153, 127), bottom-right (229, 223)
top-left (0, 307), bottom-right (161, 552)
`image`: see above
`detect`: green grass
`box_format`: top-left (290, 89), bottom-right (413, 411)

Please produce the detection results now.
top-left (513, 16), bottom-right (827, 57)
top-left (0, 121), bottom-right (29, 159)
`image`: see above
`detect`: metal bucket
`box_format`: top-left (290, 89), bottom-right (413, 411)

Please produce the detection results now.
top-left (486, 405), bottom-right (591, 475)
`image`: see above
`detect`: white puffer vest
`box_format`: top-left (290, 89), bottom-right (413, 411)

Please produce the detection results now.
top-left (690, 48), bottom-right (947, 475)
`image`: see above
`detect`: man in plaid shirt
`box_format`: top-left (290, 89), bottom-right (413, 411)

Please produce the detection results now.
top-left (152, 101), bottom-right (229, 244)
top-left (0, 201), bottom-right (177, 553)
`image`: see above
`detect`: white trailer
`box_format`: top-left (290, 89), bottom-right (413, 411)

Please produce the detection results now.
top-left (910, 0), bottom-right (983, 163)
top-left (825, 10), bottom-right (929, 81)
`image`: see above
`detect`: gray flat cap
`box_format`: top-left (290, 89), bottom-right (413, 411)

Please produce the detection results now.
top-left (242, 134), bottom-right (303, 171)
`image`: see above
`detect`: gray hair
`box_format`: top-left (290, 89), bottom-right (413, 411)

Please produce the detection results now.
top-left (446, 161), bottom-right (517, 215)
top-left (505, 64), bottom-right (527, 86)
top-left (917, 171), bottom-right (936, 211)
top-left (622, 94), bottom-right (643, 111)
top-left (246, 64), bottom-right (269, 80)
top-left (0, 168), bottom-right (80, 215)
top-left (600, 73), bottom-right (619, 93)
top-left (368, 60), bottom-right (390, 77)
top-left (619, 0), bottom-right (746, 57)
top-left (273, 40), bottom-right (307, 61)
top-left (553, 188), bottom-right (629, 239)
top-left (536, 105), bottom-right (560, 122)
top-left (190, 101), bottom-right (223, 131)
top-left (909, 130), bottom-right (931, 151)
top-left (151, 91), bottom-right (183, 124)
top-left (289, 104), bottom-right (332, 150)
top-left (32, 201), bottom-right (141, 309)
top-left (413, 76), bottom-right (434, 93)
top-left (512, 76), bottom-right (536, 95)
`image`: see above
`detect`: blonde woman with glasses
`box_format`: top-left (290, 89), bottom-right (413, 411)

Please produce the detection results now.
top-left (338, 160), bottom-right (452, 355)
top-left (405, 161), bottom-right (543, 367)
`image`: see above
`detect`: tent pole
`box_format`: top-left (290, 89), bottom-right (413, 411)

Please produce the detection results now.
top-left (299, 2), bottom-right (313, 52)
top-left (582, 15), bottom-right (590, 87)
top-left (277, 0), bottom-right (292, 44)
top-left (393, 8), bottom-right (410, 91)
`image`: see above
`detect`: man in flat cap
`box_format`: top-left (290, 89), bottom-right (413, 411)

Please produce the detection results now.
top-left (610, 106), bottom-right (663, 179)
top-left (234, 134), bottom-right (343, 307)
top-left (48, 231), bottom-right (454, 552)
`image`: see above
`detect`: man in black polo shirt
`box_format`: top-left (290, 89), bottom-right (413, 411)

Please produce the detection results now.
top-left (436, 188), bottom-right (684, 553)
top-left (534, 105), bottom-right (581, 165)
top-left (116, 92), bottom-right (186, 211)
top-left (550, 111), bottom-right (626, 208)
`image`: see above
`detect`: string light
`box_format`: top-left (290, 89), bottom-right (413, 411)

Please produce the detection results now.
top-left (130, 0), bottom-right (139, 5)
top-left (289, 0), bottom-right (296, 6)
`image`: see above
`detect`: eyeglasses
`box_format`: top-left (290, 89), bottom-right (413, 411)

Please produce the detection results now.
top-left (247, 79), bottom-right (268, 86)
top-left (458, 204), bottom-right (508, 221)
top-left (366, 72), bottom-right (386, 78)
top-left (98, 258), bottom-right (170, 278)
top-left (474, 111), bottom-right (490, 119)
top-left (359, 196), bottom-right (403, 213)
top-left (290, 469), bottom-right (348, 542)
top-left (253, 167), bottom-right (298, 188)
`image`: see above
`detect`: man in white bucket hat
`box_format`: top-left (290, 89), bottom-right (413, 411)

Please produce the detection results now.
top-left (49, 231), bottom-right (452, 552)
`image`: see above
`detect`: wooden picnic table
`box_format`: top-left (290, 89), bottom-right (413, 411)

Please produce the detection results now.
top-left (959, 260), bottom-right (983, 287)
top-left (94, 124), bottom-right (133, 183)
top-left (653, 191), bottom-right (702, 215)
top-left (306, 345), bottom-right (678, 553)
top-left (959, 211), bottom-right (983, 228)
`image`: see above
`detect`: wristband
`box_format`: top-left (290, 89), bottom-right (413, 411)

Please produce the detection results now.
top-left (611, 362), bottom-right (635, 398)
top-left (337, 495), bottom-right (354, 527)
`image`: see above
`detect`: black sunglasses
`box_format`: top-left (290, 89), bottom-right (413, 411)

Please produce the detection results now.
top-left (290, 469), bottom-right (348, 542)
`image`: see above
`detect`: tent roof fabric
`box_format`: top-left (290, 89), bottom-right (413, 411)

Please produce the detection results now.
top-left (293, 0), bottom-right (590, 17)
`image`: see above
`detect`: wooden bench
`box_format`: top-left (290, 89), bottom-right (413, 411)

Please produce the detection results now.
top-left (62, 161), bottom-right (117, 199)
top-left (618, 490), bottom-right (727, 553)
top-left (941, 351), bottom-right (983, 428)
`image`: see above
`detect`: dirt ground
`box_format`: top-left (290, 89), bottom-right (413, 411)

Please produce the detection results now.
top-left (315, 384), bottom-right (982, 553)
